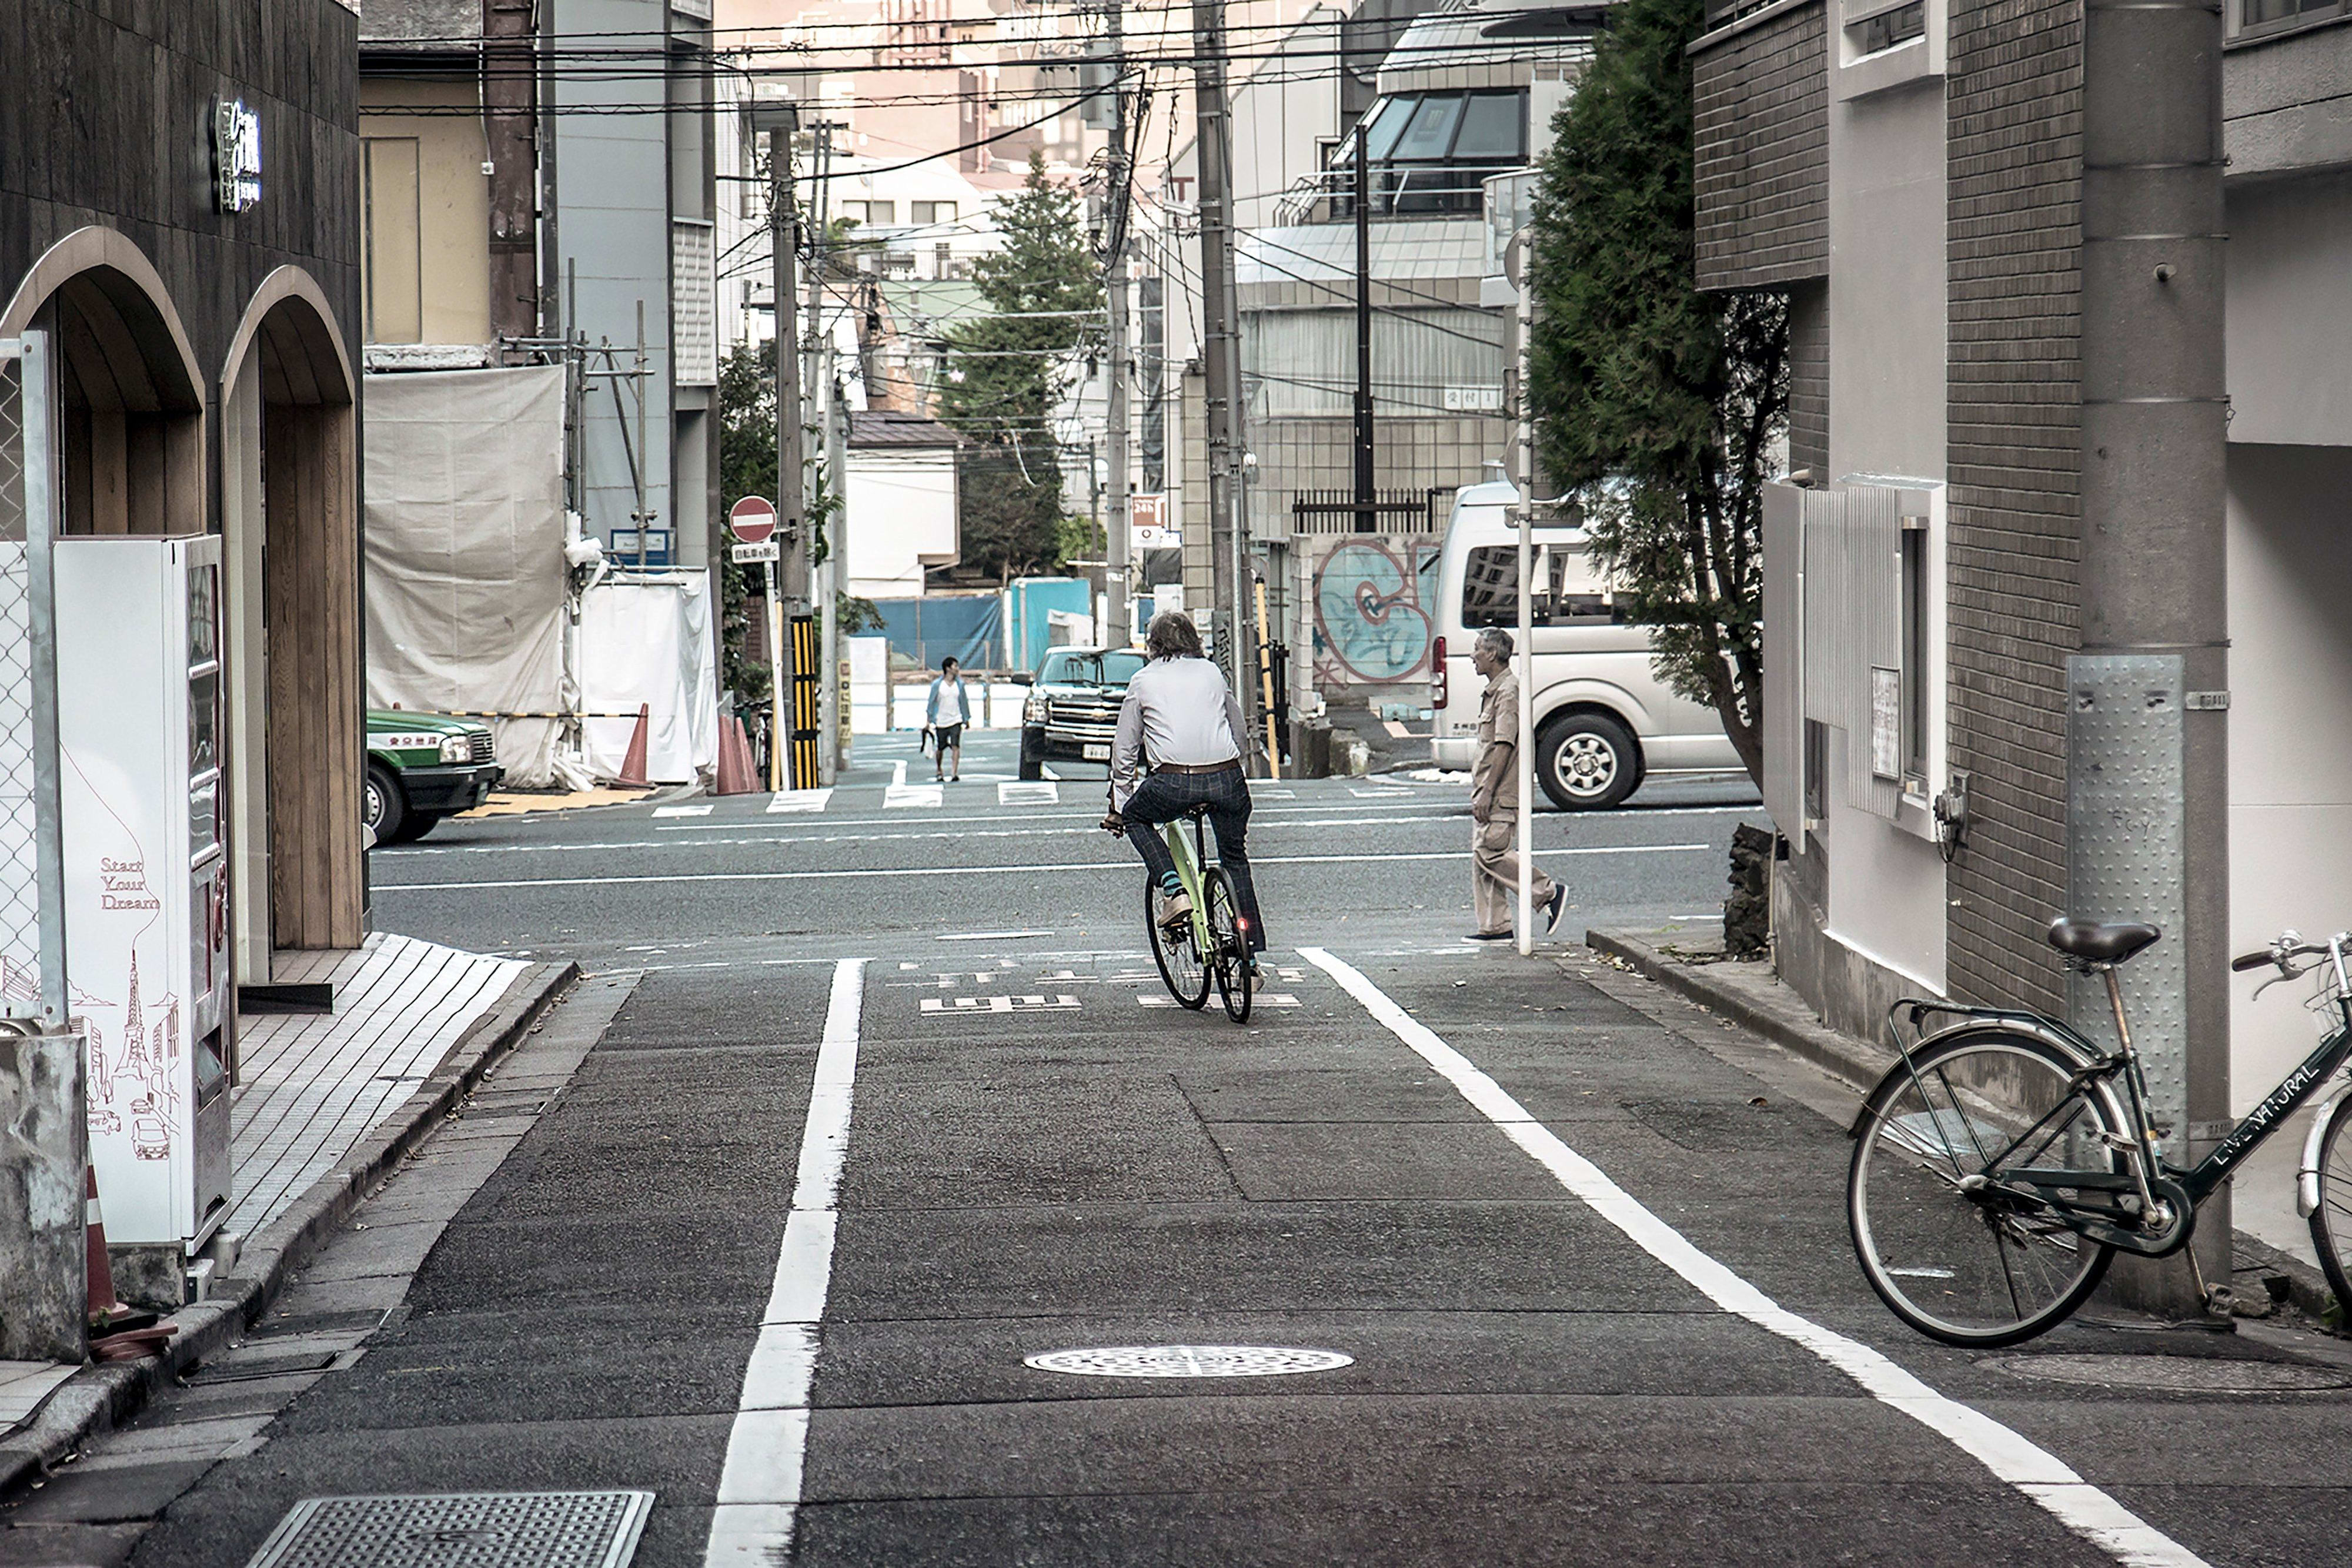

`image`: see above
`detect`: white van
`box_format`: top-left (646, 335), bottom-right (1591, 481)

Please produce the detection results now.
top-left (1428, 479), bottom-right (1740, 808)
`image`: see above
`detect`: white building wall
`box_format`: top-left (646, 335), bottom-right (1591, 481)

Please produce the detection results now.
top-left (844, 448), bottom-right (958, 597)
top-left (1813, 68), bottom-right (1950, 992)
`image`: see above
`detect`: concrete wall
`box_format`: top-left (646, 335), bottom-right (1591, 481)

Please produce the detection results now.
top-left (2226, 442), bottom-right (2352, 1112)
top-left (2224, 170), bottom-right (2352, 447)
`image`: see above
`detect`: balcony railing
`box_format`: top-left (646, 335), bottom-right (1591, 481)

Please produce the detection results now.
top-left (1272, 159), bottom-right (1526, 225)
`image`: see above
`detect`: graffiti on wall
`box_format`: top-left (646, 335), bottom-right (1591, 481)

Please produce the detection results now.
top-left (1308, 536), bottom-right (1444, 687)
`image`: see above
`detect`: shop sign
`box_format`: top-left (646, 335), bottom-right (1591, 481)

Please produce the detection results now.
top-left (213, 99), bottom-right (262, 214)
top-left (1131, 492), bottom-right (1177, 551)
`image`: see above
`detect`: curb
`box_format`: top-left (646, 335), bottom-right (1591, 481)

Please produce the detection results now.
top-left (1583, 925), bottom-right (2342, 1325)
top-left (0, 959), bottom-right (580, 1499)
top-left (1584, 925), bottom-right (1894, 1089)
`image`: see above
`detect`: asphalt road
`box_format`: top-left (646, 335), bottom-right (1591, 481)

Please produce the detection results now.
top-left (12, 733), bottom-right (2352, 1568)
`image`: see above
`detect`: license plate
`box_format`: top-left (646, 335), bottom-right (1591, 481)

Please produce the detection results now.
top-left (1083, 743), bottom-right (1111, 761)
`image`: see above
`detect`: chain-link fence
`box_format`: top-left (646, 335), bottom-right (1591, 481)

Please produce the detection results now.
top-left (0, 336), bottom-right (64, 1021)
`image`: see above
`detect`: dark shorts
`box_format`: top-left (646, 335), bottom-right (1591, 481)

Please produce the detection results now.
top-left (934, 723), bottom-right (964, 748)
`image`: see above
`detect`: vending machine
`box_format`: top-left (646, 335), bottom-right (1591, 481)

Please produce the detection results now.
top-left (54, 534), bottom-right (233, 1281)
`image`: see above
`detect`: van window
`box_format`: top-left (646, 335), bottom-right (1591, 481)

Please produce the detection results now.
top-left (1460, 545), bottom-right (1624, 628)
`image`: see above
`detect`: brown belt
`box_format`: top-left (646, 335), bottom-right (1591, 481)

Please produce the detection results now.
top-left (1153, 758), bottom-right (1242, 776)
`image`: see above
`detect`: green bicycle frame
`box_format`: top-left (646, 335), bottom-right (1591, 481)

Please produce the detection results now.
top-left (1161, 817), bottom-right (1214, 951)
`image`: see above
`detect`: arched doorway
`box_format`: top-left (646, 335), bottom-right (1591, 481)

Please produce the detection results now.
top-left (221, 271), bottom-right (362, 969)
top-left (0, 232), bottom-right (207, 539)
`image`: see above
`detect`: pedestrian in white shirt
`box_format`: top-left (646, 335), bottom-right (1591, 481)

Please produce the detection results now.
top-left (925, 657), bottom-right (970, 782)
top-left (1099, 611), bottom-right (1266, 955)
top-left (1467, 627), bottom-right (1567, 941)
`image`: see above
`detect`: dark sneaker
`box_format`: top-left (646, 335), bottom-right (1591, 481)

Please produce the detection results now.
top-left (1544, 884), bottom-right (1568, 935)
top-left (1463, 930), bottom-right (1512, 943)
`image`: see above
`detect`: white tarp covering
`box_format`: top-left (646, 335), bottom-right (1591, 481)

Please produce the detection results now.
top-left (362, 366), bottom-right (569, 786)
top-left (579, 573), bottom-right (718, 784)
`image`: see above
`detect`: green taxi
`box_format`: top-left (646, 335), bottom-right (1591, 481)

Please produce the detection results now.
top-left (366, 709), bottom-right (502, 844)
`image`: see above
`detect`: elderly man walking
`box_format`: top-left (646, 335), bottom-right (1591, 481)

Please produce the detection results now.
top-left (1467, 627), bottom-right (1566, 942)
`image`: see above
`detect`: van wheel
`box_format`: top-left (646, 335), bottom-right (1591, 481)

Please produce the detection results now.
top-left (1536, 714), bottom-right (1640, 811)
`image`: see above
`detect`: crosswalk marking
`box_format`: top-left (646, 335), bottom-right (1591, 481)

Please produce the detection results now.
top-left (766, 788), bottom-right (831, 814)
top-left (883, 759), bottom-right (941, 810)
top-left (653, 804), bottom-right (714, 818)
top-left (920, 994), bottom-right (1080, 1014)
top-left (999, 781), bottom-right (1060, 805)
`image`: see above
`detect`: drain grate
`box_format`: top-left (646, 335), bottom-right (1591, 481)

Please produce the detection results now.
top-left (1025, 1345), bottom-right (1353, 1379)
top-left (1986, 1353), bottom-right (2352, 1394)
top-left (245, 1490), bottom-right (654, 1568)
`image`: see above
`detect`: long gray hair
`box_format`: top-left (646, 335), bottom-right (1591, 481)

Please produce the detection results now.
top-left (1145, 610), bottom-right (1204, 661)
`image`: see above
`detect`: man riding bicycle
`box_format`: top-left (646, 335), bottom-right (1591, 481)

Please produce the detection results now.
top-left (1099, 611), bottom-right (1268, 959)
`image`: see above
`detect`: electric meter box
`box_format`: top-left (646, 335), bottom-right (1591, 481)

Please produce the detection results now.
top-left (55, 534), bottom-right (233, 1273)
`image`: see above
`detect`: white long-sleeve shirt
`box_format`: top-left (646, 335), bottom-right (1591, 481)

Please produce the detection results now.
top-left (1110, 655), bottom-right (1247, 810)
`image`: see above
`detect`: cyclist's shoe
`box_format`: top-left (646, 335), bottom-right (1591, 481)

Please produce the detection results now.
top-left (1158, 892), bottom-right (1194, 930)
top-left (1544, 884), bottom-right (1568, 935)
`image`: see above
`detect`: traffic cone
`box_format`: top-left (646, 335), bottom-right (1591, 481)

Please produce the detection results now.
top-left (714, 716), bottom-right (754, 795)
top-left (614, 703), bottom-right (652, 789)
top-left (85, 1166), bottom-right (126, 1327)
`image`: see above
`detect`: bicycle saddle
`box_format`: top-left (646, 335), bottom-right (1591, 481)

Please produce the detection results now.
top-left (2046, 918), bottom-right (2161, 964)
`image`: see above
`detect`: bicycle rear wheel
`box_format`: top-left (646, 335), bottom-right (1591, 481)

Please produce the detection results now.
top-left (1146, 875), bottom-right (1210, 1009)
top-left (1849, 1031), bottom-right (2118, 1346)
top-left (2307, 1098), bottom-right (2352, 1312)
top-left (1207, 868), bottom-right (1252, 1024)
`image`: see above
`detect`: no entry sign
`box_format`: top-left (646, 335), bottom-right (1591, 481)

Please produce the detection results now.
top-left (729, 496), bottom-right (778, 544)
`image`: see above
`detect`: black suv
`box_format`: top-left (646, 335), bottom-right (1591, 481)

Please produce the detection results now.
top-left (1018, 646), bottom-right (1145, 780)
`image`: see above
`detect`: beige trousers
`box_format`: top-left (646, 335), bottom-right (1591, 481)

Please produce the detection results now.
top-left (1472, 815), bottom-right (1556, 934)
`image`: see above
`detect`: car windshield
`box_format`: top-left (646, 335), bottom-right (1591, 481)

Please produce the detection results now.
top-left (1038, 650), bottom-right (1145, 686)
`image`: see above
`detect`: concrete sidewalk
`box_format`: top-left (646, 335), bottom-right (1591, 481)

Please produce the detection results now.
top-left (0, 938), bottom-right (578, 1495)
top-left (1586, 918), bottom-right (2340, 1323)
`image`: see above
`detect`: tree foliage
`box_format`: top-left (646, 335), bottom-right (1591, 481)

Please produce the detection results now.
top-left (1526, 0), bottom-right (1786, 785)
top-left (934, 153), bottom-right (1102, 582)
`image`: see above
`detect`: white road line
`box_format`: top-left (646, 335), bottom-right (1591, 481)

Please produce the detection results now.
top-left (653, 804), bottom-right (714, 818)
top-left (767, 788), bottom-right (832, 814)
top-left (938, 929), bottom-right (1055, 941)
top-left (883, 759), bottom-right (943, 810)
top-left (1297, 947), bottom-right (2208, 1568)
top-left (375, 841), bottom-right (1712, 894)
top-left (704, 956), bottom-right (866, 1566)
top-left (999, 781), bottom-right (1060, 805)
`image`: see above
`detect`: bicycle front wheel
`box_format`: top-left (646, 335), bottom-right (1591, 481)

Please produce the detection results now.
top-left (2307, 1098), bottom-right (2352, 1312)
top-left (1849, 1031), bottom-right (2119, 1346)
top-left (1207, 868), bottom-right (1252, 1024)
top-left (1147, 875), bottom-right (1210, 1009)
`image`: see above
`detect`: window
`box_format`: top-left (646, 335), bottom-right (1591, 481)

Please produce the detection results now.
top-left (1329, 91), bottom-right (1527, 220)
top-left (1846, 0), bottom-right (1926, 53)
top-left (1900, 519), bottom-right (1928, 791)
top-left (360, 138), bottom-right (421, 343)
top-left (911, 199), bottom-right (957, 226)
top-left (2235, 0), bottom-right (2343, 34)
top-left (1459, 544), bottom-right (1624, 628)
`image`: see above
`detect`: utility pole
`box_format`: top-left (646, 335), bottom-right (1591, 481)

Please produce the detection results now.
top-left (1352, 121), bottom-right (1375, 532)
top-left (1191, 0), bottom-right (1257, 761)
top-left (2069, 0), bottom-right (2229, 1314)
top-left (806, 122), bottom-right (836, 783)
top-left (757, 102), bottom-right (806, 790)
top-left (1102, 1), bottom-right (1133, 649)
top-left (824, 367), bottom-right (850, 778)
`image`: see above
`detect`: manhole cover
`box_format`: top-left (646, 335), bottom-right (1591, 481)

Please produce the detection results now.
top-left (245, 1490), bottom-right (654, 1568)
top-left (1986, 1353), bottom-right (2352, 1394)
top-left (1024, 1344), bottom-right (1353, 1379)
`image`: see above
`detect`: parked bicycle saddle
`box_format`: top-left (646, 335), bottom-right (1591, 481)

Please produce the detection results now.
top-left (2047, 917), bottom-right (2161, 964)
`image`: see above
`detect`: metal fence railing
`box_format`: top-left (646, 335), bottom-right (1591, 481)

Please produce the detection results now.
top-left (0, 332), bottom-right (68, 1025)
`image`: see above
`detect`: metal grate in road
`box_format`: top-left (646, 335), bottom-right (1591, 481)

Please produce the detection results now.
top-left (245, 1490), bottom-right (655, 1568)
top-left (1024, 1345), bottom-right (1353, 1379)
top-left (1986, 1353), bottom-right (2352, 1394)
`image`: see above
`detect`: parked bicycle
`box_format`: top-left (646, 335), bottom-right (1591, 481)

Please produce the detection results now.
top-left (1118, 803), bottom-right (1253, 1023)
top-left (1847, 918), bottom-right (2352, 1346)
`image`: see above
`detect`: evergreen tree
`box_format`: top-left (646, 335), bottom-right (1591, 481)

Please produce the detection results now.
top-left (1526, 0), bottom-right (1785, 784)
top-left (935, 152), bottom-right (1104, 581)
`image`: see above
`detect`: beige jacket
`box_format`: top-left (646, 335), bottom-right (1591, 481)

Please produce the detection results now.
top-left (1472, 668), bottom-right (1522, 820)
